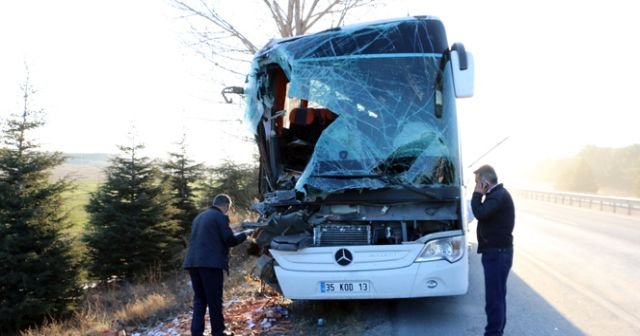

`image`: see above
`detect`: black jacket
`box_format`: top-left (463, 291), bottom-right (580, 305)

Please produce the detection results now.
top-left (471, 183), bottom-right (515, 253)
top-left (182, 207), bottom-right (247, 271)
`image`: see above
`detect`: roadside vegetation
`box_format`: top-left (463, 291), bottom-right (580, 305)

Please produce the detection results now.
top-left (0, 87), bottom-right (364, 334)
top-left (1, 77), bottom-right (84, 332)
top-left (18, 233), bottom-right (369, 336)
top-left (19, 273), bottom-right (192, 336)
top-left (533, 144), bottom-right (640, 197)
top-left (1, 2), bottom-right (386, 333)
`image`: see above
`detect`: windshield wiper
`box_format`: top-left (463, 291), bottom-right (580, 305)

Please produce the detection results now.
top-left (313, 173), bottom-right (447, 201)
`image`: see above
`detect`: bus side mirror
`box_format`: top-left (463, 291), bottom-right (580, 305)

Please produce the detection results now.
top-left (450, 43), bottom-right (474, 98)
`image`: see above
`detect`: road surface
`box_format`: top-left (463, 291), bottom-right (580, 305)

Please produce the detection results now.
top-left (361, 197), bottom-right (640, 335)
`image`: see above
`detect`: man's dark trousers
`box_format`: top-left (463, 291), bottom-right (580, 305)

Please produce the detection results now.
top-left (481, 248), bottom-right (513, 336)
top-left (189, 268), bottom-right (225, 336)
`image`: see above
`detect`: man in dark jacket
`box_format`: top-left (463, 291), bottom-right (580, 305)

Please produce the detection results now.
top-left (183, 194), bottom-right (247, 336)
top-left (471, 165), bottom-right (515, 336)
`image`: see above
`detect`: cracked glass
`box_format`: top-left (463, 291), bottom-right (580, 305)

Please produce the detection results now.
top-left (245, 17), bottom-right (461, 199)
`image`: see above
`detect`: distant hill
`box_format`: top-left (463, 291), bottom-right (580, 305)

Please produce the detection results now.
top-left (51, 153), bottom-right (114, 182)
top-left (63, 153), bottom-right (113, 165)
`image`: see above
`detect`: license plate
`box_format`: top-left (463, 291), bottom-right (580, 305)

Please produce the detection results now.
top-left (320, 281), bottom-right (371, 293)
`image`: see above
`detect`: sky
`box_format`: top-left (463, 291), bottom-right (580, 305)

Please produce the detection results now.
top-left (1, 0), bottom-right (639, 182)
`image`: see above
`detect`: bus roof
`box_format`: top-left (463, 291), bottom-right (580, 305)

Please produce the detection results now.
top-left (255, 16), bottom-right (449, 63)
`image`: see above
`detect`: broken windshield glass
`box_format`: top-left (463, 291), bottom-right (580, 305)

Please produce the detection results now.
top-left (244, 18), bottom-right (461, 200)
top-left (292, 55), bottom-right (459, 196)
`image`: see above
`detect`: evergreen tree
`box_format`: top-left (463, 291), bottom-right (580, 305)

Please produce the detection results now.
top-left (0, 77), bottom-right (82, 331)
top-left (162, 136), bottom-right (203, 245)
top-left (84, 141), bottom-right (181, 281)
top-left (200, 160), bottom-right (259, 218)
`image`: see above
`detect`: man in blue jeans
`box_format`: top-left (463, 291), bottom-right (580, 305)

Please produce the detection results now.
top-left (183, 194), bottom-right (248, 336)
top-left (471, 165), bottom-right (515, 336)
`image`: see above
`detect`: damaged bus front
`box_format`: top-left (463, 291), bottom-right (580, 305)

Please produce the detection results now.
top-left (241, 16), bottom-right (474, 299)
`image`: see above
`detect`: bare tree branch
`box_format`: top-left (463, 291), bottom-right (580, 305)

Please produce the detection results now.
top-left (263, 0), bottom-right (289, 37)
top-left (302, 0), bottom-right (341, 34)
top-left (303, 0), bottom-right (322, 25)
top-left (294, 0), bottom-right (302, 35)
top-left (337, 0), bottom-right (368, 26)
top-left (174, 0), bottom-right (381, 76)
top-left (286, 0), bottom-right (295, 36)
top-left (174, 0), bottom-right (258, 53)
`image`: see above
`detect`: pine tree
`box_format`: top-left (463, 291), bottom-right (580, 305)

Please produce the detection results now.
top-left (0, 77), bottom-right (82, 331)
top-left (84, 141), bottom-right (181, 281)
top-left (200, 160), bottom-right (259, 218)
top-left (162, 136), bottom-right (203, 246)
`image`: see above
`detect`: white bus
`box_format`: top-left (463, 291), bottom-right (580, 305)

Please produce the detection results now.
top-left (234, 16), bottom-right (474, 299)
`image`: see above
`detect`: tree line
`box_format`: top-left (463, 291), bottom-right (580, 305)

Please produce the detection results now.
top-left (1, 2), bottom-right (385, 330)
top-left (535, 145), bottom-right (640, 196)
top-left (0, 80), bottom-right (258, 332)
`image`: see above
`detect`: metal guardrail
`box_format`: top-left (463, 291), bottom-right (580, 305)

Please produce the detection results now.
top-left (514, 189), bottom-right (640, 216)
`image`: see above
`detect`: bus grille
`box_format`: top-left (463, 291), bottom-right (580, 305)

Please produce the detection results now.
top-left (314, 224), bottom-right (371, 246)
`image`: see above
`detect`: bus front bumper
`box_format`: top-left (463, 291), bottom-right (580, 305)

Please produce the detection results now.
top-left (274, 258), bottom-right (469, 300)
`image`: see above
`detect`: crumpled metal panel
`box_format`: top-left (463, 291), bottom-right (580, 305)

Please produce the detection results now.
top-left (245, 17), bottom-right (461, 199)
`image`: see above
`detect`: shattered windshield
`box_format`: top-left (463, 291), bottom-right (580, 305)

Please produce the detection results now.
top-left (244, 18), bottom-right (461, 199)
top-left (291, 54), bottom-right (459, 195)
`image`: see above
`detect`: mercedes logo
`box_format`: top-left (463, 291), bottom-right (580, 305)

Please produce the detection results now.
top-left (335, 248), bottom-right (353, 266)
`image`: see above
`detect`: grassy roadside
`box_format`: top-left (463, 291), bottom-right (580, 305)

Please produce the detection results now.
top-left (19, 234), bottom-right (369, 336)
top-left (19, 272), bottom-right (192, 336)
top-left (20, 171), bottom-right (370, 334)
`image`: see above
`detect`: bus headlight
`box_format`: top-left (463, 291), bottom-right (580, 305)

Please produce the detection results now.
top-left (415, 236), bottom-right (464, 263)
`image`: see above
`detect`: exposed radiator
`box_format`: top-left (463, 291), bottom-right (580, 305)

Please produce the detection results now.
top-left (313, 224), bottom-right (371, 246)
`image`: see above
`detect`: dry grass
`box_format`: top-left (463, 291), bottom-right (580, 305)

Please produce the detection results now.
top-left (113, 293), bottom-right (172, 325)
top-left (17, 222), bottom-right (254, 336)
top-left (18, 221), bottom-right (369, 336)
top-left (19, 272), bottom-right (192, 336)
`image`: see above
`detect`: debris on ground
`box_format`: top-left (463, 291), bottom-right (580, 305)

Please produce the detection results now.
top-left (129, 314), bottom-right (192, 336)
top-left (128, 293), bottom-right (290, 336)
top-left (224, 294), bottom-right (291, 335)
top-left (103, 247), bottom-right (293, 336)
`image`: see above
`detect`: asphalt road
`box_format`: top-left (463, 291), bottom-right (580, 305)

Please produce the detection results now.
top-left (360, 198), bottom-right (640, 336)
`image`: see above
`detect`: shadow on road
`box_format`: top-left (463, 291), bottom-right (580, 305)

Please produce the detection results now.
top-left (359, 243), bottom-right (585, 336)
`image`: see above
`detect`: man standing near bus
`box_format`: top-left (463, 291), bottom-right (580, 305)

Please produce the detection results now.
top-left (471, 165), bottom-right (515, 336)
top-left (183, 194), bottom-right (248, 336)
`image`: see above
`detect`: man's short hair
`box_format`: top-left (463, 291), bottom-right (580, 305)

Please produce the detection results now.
top-left (473, 164), bottom-right (498, 184)
top-left (212, 194), bottom-right (232, 207)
